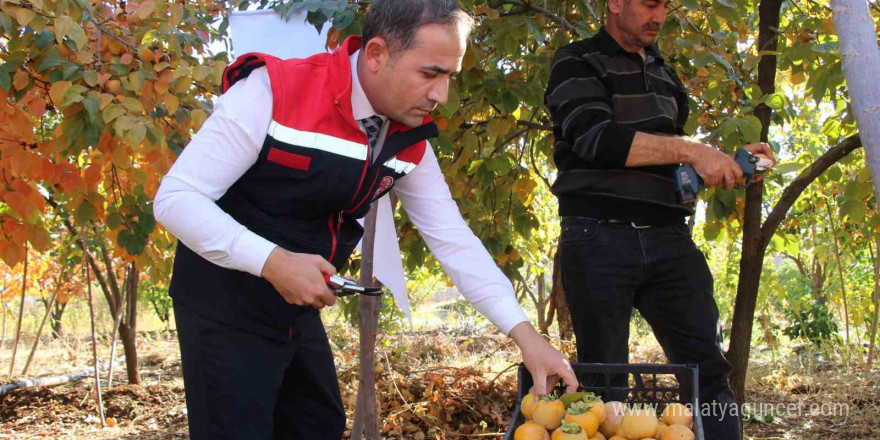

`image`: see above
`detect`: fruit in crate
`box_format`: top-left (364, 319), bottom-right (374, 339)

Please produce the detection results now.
top-left (522, 394), bottom-right (540, 420)
top-left (560, 391), bottom-right (589, 408)
top-left (653, 421), bottom-right (668, 439)
top-left (660, 403), bottom-right (693, 429)
top-left (599, 401), bottom-right (625, 437)
top-left (619, 406), bottom-right (659, 440)
top-left (514, 421), bottom-right (551, 440)
top-left (533, 395), bottom-right (567, 430)
top-left (551, 421), bottom-right (589, 440)
top-left (592, 432), bottom-right (607, 440)
top-left (582, 393), bottom-right (606, 423)
top-left (659, 424), bottom-right (695, 440)
top-left (563, 401), bottom-right (600, 437)
top-left (608, 436), bottom-right (628, 440)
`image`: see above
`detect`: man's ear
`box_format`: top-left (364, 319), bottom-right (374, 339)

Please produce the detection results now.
top-left (363, 37), bottom-right (390, 73)
top-left (607, 0), bottom-right (624, 14)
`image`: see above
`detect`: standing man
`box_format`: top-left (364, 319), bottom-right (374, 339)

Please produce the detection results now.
top-left (154, 1), bottom-right (577, 439)
top-left (544, 0), bottom-right (774, 439)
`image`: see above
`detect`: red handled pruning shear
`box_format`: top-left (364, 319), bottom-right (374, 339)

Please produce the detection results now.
top-left (324, 274), bottom-right (383, 297)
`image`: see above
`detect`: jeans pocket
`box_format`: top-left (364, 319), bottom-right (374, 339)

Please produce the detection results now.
top-left (560, 217), bottom-right (600, 245)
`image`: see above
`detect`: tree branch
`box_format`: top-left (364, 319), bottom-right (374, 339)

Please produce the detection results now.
top-left (760, 135), bottom-right (863, 249)
top-left (497, 0), bottom-right (579, 35)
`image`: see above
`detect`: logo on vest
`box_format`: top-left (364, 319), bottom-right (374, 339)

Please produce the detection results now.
top-left (373, 176), bottom-right (394, 199)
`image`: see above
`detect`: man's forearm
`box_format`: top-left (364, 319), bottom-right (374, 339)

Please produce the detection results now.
top-left (624, 132), bottom-right (707, 167)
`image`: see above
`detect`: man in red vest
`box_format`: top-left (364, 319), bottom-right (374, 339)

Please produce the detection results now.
top-left (154, 1), bottom-right (577, 438)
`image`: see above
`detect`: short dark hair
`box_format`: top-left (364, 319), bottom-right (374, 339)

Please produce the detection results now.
top-left (361, 0), bottom-right (474, 55)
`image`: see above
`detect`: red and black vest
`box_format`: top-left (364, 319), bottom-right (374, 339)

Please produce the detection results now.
top-left (169, 36), bottom-right (438, 340)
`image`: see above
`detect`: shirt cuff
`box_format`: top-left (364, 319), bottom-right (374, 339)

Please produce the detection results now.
top-left (484, 297), bottom-right (530, 336)
top-left (231, 229), bottom-right (277, 277)
top-left (595, 122), bottom-right (637, 167)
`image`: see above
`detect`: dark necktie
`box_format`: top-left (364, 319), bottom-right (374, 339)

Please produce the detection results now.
top-left (361, 115), bottom-right (383, 149)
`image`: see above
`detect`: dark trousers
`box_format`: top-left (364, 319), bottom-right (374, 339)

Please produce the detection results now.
top-left (559, 216), bottom-right (741, 440)
top-left (174, 299), bottom-right (345, 440)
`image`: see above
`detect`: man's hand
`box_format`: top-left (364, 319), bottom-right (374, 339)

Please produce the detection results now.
top-left (743, 142), bottom-right (777, 182)
top-left (509, 322), bottom-right (579, 395)
top-left (260, 247), bottom-right (338, 309)
top-left (691, 145), bottom-right (743, 190)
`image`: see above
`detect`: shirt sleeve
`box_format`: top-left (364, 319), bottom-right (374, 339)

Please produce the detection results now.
top-left (392, 143), bottom-right (529, 335)
top-left (153, 67), bottom-right (278, 277)
top-left (544, 47), bottom-right (636, 167)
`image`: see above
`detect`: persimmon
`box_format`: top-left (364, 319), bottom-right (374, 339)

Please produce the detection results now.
top-left (552, 421), bottom-right (588, 440)
top-left (515, 421), bottom-right (551, 440)
top-left (591, 432), bottom-right (607, 440)
top-left (599, 401), bottom-right (625, 437)
top-left (522, 393), bottom-right (540, 420)
top-left (659, 425), bottom-right (694, 440)
top-left (534, 395), bottom-right (566, 431)
top-left (564, 401), bottom-right (599, 437)
top-left (608, 436), bottom-right (629, 440)
top-left (653, 421), bottom-right (668, 439)
top-left (619, 406), bottom-right (658, 440)
top-left (661, 404), bottom-right (693, 429)
top-left (582, 393), bottom-right (606, 424)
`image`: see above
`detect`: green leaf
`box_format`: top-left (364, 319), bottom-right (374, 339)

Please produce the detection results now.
top-left (739, 116), bottom-right (763, 144)
top-left (61, 84), bottom-right (86, 108)
top-left (107, 212), bottom-right (124, 229)
top-left (680, 0), bottom-right (699, 11)
top-left (83, 69), bottom-right (99, 87)
top-left (54, 15), bottom-right (73, 44)
top-left (0, 70), bottom-right (10, 93)
top-left (826, 165), bottom-right (842, 182)
top-left (37, 46), bottom-right (66, 71)
top-left (83, 93), bottom-right (100, 122)
top-left (120, 96), bottom-right (145, 113)
top-left (467, 159), bottom-right (484, 175)
top-left (67, 22), bottom-right (87, 51)
top-left (103, 104), bottom-right (126, 123)
top-left (774, 162), bottom-right (804, 174)
top-left (332, 10), bottom-right (354, 29)
top-left (75, 201), bottom-right (97, 224)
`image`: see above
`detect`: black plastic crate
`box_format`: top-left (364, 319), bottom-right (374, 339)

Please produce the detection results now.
top-left (504, 363), bottom-right (705, 440)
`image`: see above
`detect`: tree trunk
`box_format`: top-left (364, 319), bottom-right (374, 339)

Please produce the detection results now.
top-left (825, 203), bottom-right (851, 362)
top-left (727, 0), bottom-right (784, 407)
top-left (81, 230), bottom-right (106, 426)
top-left (867, 237), bottom-right (879, 369)
top-left (831, 0), bottom-right (880, 203)
top-left (22, 272), bottom-right (64, 376)
top-left (119, 264), bottom-right (140, 385)
top-left (1, 293), bottom-right (7, 350)
top-left (551, 242), bottom-right (572, 341)
top-left (50, 301), bottom-right (66, 339)
top-left (352, 205), bottom-right (381, 440)
top-left (8, 246), bottom-right (28, 381)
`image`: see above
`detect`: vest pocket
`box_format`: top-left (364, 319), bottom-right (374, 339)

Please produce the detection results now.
top-left (267, 147), bottom-right (311, 171)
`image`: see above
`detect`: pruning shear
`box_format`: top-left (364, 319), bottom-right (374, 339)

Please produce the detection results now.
top-left (324, 274), bottom-right (383, 297)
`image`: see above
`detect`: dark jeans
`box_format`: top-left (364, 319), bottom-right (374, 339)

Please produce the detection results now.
top-left (560, 216), bottom-right (741, 440)
top-left (174, 299), bottom-right (345, 440)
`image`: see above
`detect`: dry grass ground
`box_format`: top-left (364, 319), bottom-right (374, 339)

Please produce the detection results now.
top-left (1, 328), bottom-right (878, 439)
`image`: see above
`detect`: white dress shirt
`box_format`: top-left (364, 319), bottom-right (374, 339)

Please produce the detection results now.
top-left (153, 51), bottom-right (528, 334)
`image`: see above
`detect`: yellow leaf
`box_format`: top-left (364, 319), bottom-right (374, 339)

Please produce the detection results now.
top-left (120, 96), bottom-right (145, 113)
top-left (190, 109), bottom-right (207, 130)
top-left (99, 93), bottom-right (114, 109)
top-left (13, 70), bottom-right (29, 90)
top-left (162, 94), bottom-right (179, 115)
top-left (49, 80), bottom-right (72, 106)
top-left (54, 15), bottom-right (72, 44)
top-left (136, 0), bottom-right (155, 20)
top-left (170, 3), bottom-right (183, 26)
top-left (16, 8), bottom-right (35, 26)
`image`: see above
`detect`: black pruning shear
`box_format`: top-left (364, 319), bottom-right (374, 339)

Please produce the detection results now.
top-left (324, 274), bottom-right (383, 297)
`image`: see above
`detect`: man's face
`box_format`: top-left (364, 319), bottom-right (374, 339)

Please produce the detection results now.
top-left (612, 0), bottom-right (669, 48)
top-left (365, 23), bottom-right (465, 127)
